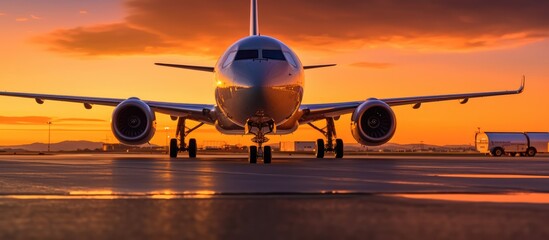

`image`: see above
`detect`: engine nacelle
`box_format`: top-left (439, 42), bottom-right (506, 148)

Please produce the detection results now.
top-left (350, 99), bottom-right (397, 146)
top-left (111, 98), bottom-right (156, 145)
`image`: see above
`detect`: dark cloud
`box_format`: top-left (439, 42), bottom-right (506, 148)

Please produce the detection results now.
top-left (38, 0), bottom-right (549, 56)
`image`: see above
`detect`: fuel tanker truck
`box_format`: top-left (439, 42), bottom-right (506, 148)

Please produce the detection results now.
top-left (475, 132), bottom-right (549, 157)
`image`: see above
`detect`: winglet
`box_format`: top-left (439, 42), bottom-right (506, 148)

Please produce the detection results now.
top-left (250, 0), bottom-right (259, 36)
top-left (518, 75), bottom-right (526, 93)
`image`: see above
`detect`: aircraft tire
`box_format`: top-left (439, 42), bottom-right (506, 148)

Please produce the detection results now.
top-left (249, 146), bottom-right (258, 164)
top-left (335, 139), bottom-right (344, 158)
top-left (264, 146), bottom-right (272, 164)
top-left (188, 138), bottom-right (197, 158)
top-left (169, 139), bottom-right (178, 158)
top-left (316, 139), bottom-right (325, 158)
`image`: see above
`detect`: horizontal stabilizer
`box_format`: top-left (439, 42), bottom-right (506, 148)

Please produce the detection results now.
top-left (303, 64), bottom-right (337, 70)
top-left (155, 63), bottom-right (215, 72)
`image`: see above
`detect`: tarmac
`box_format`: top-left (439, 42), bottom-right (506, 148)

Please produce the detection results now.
top-left (1, 153), bottom-right (549, 239)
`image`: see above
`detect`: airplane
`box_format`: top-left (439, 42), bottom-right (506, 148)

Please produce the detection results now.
top-left (0, 0), bottom-right (525, 164)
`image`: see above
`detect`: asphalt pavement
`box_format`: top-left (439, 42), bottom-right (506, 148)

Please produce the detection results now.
top-left (1, 153), bottom-right (549, 239)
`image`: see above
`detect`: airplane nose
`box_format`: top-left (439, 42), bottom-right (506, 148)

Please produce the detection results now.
top-left (231, 61), bottom-right (293, 87)
top-left (216, 60), bottom-right (302, 126)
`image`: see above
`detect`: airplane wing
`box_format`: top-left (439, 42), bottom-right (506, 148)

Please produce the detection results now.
top-left (155, 63), bottom-right (215, 72)
top-left (299, 77), bottom-right (525, 124)
top-left (0, 91), bottom-right (216, 124)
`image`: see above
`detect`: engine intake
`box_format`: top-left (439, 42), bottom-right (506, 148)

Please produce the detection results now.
top-left (112, 98), bottom-right (156, 145)
top-left (351, 99), bottom-right (396, 146)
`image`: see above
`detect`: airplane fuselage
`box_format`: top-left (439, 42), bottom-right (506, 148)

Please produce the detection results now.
top-left (214, 36), bottom-right (304, 132)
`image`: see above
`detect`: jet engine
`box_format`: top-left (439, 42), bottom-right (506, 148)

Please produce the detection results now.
top-left (111, 98), bottom-right (156, 145)
top-left (350, 99), bottom-right (396, 146)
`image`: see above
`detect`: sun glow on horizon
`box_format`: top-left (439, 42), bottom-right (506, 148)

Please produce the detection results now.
top-left (1, 0), bottom-right (548, 146)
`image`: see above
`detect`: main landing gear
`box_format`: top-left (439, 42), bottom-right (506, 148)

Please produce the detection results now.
top-left (169, 117), bottom-right (204, 158)
top-left (308, 117), bottom-right (344, 159)
top-left (247, 120), bottom-right (275, 164)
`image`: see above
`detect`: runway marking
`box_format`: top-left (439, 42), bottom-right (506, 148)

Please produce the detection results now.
top-left (393, 193), bottom-right (549, 204)
top-left (432, 174), bottom-right (549, 179)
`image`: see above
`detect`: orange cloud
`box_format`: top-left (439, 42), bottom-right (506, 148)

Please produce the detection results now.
top-left (56, 118), bottom-right (106, 123)
top-left (36, 23), bottom-right (176, 56)
top-left (37, 0), bottom-right (549, 56)
top-left (351, 62), bottom-right (393, 69)
top-left (0, 116), bottom-right (51, 125)
top-left (0, 116), bottom-right (106, 125)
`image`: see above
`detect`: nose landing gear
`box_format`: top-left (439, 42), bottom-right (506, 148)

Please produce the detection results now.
top-left (169, 117), bottom-right (204, 158)
top-left (247, 120), bottom-right (275, 164)
top-left (308, 117), bottom-right (344, 159)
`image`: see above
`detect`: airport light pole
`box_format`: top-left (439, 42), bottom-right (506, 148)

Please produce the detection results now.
top-left (47, 121), bottom-right (52, 152)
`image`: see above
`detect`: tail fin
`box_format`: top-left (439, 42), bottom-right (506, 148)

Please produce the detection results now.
top-left (250, 0), bottom-right (259, 36)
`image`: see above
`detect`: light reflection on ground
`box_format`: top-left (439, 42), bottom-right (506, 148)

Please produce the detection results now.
top-left (432, 174), bottom-right (549, 179)
top-left (70, 190), bottom-right (114, 195)
top-left (394, 193), bottom-right (549, 204)
top-left (5, 190), bottom-right (549, 204)
top-left (0, 190), bottom-right (218, 200)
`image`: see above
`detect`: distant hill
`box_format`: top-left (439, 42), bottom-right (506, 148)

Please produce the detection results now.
top-left (0, 141), bottom-right (104, 152)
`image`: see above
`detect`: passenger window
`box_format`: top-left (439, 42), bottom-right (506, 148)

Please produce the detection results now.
top-left (234, 50), bottom-right (259, 60)
top-left (262, 50), bottom-right (286, 61)
top-left (222, 51), bottom-right (237, 68)
top-left (283, 52), bottom-right (297, 67)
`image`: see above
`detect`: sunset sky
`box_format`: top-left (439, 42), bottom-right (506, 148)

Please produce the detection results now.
top-left (0, 0), bottom-right (548, 147)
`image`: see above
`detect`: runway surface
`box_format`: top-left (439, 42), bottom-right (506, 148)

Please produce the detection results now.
top-left (1, 153), bottom-right (549, 239)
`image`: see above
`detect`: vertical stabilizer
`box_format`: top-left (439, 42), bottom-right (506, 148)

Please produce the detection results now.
top-left (250, 0), bottom-right (259, 36)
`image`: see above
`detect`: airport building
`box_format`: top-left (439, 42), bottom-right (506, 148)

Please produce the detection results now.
top-left (102, 143), bottom-right (164, 152)
top-left (280, 141), bottom-right (316, 152)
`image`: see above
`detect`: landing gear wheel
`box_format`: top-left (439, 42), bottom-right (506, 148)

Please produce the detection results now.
top-left (316, 139), bottom-right (325, 158)
top-left (335, 139), bottom-right (344, 158)
top-left (264, 146), bottom-right (272, 164)
top-left (249, 146), bottom-right (258, 164)
top-left (526, 147), bottom-right (537, 157)
top-left (188, 138), bottom-right (197, 158)
top-left (169, 139), bottom-right (178, 158)
top-left (492, 148), bottom-right (504, 157)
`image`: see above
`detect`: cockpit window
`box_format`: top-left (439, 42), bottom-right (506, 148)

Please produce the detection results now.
top-left (283, 52), bottom-right (297, 67)
top-left (234, 50), bottom-right (259, 60)
top-left (262, 50), bottom-right (286, 61)
top-left (222, 51), bottom-right (237, 68)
